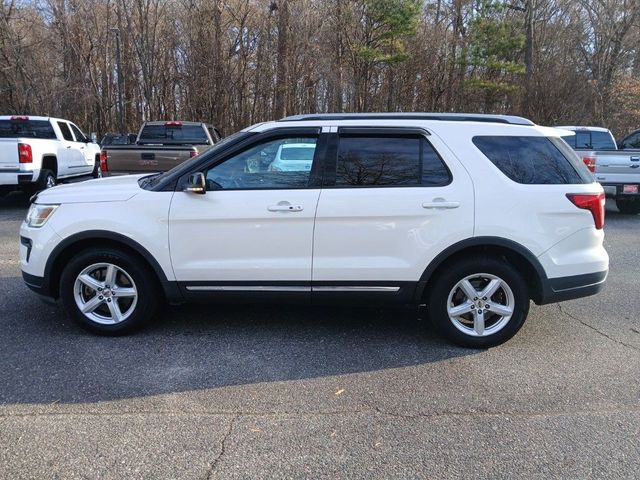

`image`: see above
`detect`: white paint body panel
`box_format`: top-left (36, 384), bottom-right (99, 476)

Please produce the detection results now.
top-left (168, 189), bottom-right (320, 281)
top-left (312, 133), bottom-right (474, 282)
top-left (22, 176), bottom-right (174, 280)
top-left (21, 117), bottom-right (609, 296)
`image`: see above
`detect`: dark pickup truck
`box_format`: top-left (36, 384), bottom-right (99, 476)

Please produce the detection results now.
top-left (100, 121), bottom-right (221, 176)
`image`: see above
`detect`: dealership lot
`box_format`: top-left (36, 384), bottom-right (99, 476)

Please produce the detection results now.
top-left (0, 192), bottom-right (638, 479)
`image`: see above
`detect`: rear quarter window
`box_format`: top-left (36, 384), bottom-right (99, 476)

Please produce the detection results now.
top-left (472, 136), bottom-right (592, 185)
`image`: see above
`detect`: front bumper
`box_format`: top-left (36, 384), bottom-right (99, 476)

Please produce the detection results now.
top-left (22, 270), bottom-right (56, 302)
top-left (537, 270), bottom-right (608, 304)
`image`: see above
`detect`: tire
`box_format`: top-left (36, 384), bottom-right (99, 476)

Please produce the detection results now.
top-left (60, 247), bottom-right (159, 335)
top-left (615, 197), bottom-right (640, 215)
top-left (92, 158), bottom-right (102, 178)
top-left (36, 169), bottom-right (56, 191)
top-left (426, 256), bottom-right (530, 348)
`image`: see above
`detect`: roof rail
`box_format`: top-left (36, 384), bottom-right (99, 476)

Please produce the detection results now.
top-left (278, 112), bottom-right (535, 126)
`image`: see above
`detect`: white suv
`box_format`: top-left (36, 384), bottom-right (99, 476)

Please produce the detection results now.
top-left (19, 113), bottom-right (608, 347)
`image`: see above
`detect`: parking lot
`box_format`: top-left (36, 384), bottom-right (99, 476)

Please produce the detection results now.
top-left (0, 191), bottom-right (638, 479)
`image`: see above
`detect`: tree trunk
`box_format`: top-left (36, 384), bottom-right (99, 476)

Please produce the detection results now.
top-left (274, 0), bottom-right (289, 119)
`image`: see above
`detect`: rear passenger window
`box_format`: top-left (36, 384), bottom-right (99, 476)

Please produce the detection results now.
top-left (334, 135), bottom-right (450, 187)
top-left (57, 122), bottom-right (74, 142)
top-left (473, 136), bottom-right (591, 185)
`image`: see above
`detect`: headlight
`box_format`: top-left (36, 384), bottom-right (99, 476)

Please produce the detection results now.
top-left (26, 204), bottom-right (59, 228)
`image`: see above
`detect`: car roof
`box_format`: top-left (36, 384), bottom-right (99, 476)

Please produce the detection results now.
top-left (0, 115), bottom-right (67, 122)
top-left (279, 112), bottom-right (534, 125)
top-left (245, 117), bottom-right (561, 139)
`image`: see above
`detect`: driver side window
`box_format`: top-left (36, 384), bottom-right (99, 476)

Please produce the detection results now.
top-left (205, 137), bottom-right (317, 190)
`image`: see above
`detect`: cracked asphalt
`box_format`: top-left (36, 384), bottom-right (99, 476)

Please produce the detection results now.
top-left (1, 192), bottom-right (639, 479)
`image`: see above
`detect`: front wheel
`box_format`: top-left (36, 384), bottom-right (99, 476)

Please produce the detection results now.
top-left (616, 197), bottom-right (640, 215)
top-left (426, 256), bottom-right (529, 348)
top-left (60, 248), bottom-right (159, 335)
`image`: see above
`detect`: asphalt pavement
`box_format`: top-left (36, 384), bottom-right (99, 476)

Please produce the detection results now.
top-left (0, 192), bottom-right (638, 479)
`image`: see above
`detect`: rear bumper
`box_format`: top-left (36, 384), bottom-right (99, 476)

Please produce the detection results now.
top-left (602, 183), bottom-right (640, 198)
top-left (0, 170), bottom-right (38, 187)
top-left (537, 270), bottom-right (607, 305)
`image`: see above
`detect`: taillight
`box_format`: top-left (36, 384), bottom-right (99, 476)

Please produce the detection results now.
top-left (567, 193), bottom-right (605, 229)
top-left (165, 121), bottom-right (182, 127)
top-left (99, 150), bottom-right (108, 171)
top-left (582, 156), bottom-right (596, 173)
top-left (11, 115), bottom-right (29, 121)
top-left (18, 143), bottom-right (32, 163)
top-left (190, 150), bottom-right (198, 158)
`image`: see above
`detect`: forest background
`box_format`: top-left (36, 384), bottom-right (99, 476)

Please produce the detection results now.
top-left (1, 0), bottom-right (639, 138)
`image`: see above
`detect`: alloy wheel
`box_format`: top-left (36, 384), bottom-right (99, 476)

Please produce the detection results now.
top-left (446, 273), bottom-right (515, 337)
top-left (73, 262), bottom-right (138, 324)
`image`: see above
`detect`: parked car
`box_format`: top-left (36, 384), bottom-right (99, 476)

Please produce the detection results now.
top-left (618, 128), bottom-right (640, 150)
top-left (0, 115), bottom-right (101, 196)
top-left (100, 132), bottom-right (137, 146)
top-left (557, 125), bottom-right (640, 214)
top-left (99, 121), bottom-right (222, 176)
top-left (268, 143), bottom-right (316, 172)
top-left (20, 113), bottom-right (608, 347)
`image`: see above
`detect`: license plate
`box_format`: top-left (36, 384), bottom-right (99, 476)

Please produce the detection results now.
top-left (623, 184), bottom-right (639, 194)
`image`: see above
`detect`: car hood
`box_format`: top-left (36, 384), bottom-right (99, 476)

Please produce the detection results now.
top-left (34, 174), bottom-right (148, 204)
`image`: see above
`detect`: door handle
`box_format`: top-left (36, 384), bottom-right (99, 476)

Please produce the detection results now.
top-left (66, 146), bottom-right (71, 149)
top-left (422, 199), bottom-right (460, 209)
top-left (268, 203), bottom-right (303, 212)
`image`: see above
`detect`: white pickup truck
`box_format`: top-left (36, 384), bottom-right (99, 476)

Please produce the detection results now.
top-left (0, 115), bottom-right (101, 196)
top-left (557, 126), bottom-right (640, 214)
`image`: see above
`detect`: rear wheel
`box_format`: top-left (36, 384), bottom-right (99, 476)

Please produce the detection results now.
top-left (426, 256), bottom-right (529, 348)
top-left (37, 169), bottom-right (56, 191)
top-left (615, 197), bottom-right (640, 214)
top-left (60, 248), bottom-right (159, 335)
top-left (92, 157), bottom-right (102, 178)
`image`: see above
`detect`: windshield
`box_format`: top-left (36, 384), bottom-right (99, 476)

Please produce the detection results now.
top-left (140, 130), bottom-right (249, 190)
top-left (101, 134), bottom-right (131, 145)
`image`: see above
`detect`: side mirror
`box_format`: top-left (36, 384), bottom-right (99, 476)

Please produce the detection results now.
top-left (90, 132), bottom-right (98, 143)
top-left (185, 172), bottom-right (206, 194)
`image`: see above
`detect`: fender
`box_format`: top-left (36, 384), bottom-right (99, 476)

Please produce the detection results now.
top-left (414, 236), bottom-right (547, 303)
top-left (44, 230), bottom-right (183, 303)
